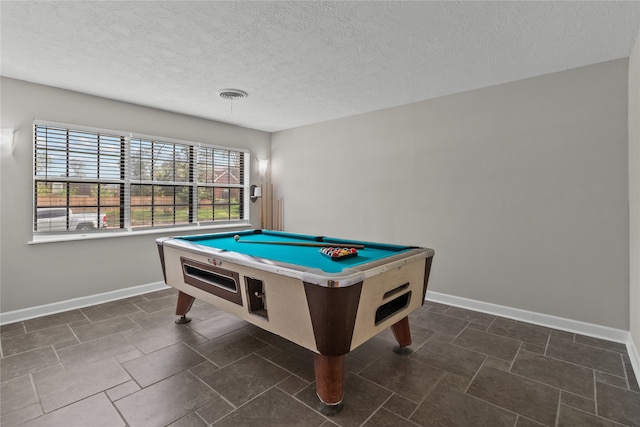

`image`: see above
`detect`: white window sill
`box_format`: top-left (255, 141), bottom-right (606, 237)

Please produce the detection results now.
top-left (29, 222), bottom-right (254, 244)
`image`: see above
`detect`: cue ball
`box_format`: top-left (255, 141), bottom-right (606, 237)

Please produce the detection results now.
top-left (234, 234), bottom-right (240, 241)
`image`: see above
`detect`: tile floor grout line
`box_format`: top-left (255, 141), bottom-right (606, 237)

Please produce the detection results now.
top-left (451, 379), bottom-right (524, 425)
top-left (408, 329), bottom-right (435, 353)
top-left (509, 341), bottom-right (524, 372)
top-left (569, 338), bottom-right (631, 356)
top-left (354, 363), bottom-right (425, 401)
top-left (554, 387), bottom-right (562, 426)
top-left (449, 321), bottom-right (472, 343)
top-left (463, 354), bottom-right (487, 394)
top-left (119, 360), bottom-right (144, 391)
top-left (359, 406), bottom-right (423, 427)
top-left (460, 324), bottom-right (532, 347)
top-left (180, 339), bottom-right (226, 371)
top-left (621, 352), bottom-right (632, 390)
top-left (285, 385), bottom-right (339, 423)
top-left (374, 393), bottom-right (395, 416)
top-left (39, 390), bottom-right (111, 417)
top-left (357, 406), bottom-right (383, 427)
top-left (575, 341), bottom-right (629, 355)
top-left (185, 368), bottom-right (238, 414)
top-left (28, 371), bottom-right (46, 420)
top-left (587, 381), bottom-right (640, 425)
top-left (486, 315), bottom-right (498, 332)
top-left (593, 369), bottom-right (599, 418)
top-left (65, 323), bottom-right (82, 348)
top-left (348, 354), bottom-right (376, 376)
top-left (495, 361), bottom-right (589, 403)
top-left (439, 308), bottom-right (497, 329)
top-left (406, 372), bottom-right (445, 420)
top-left (124, 312), bottom-right (146, 329)
top-left (544, 330), bottom-right (552, 356)
top-left (193, 409), bottom-right (211, 427)
top-left (252, 349), bottom-right (314, 386)
top-left (189, 378), bottom-right (241, 425)
top-left (78, 309), bottom-right (92, 325)
top-left (465, 352), bottom-right (570, 426)
top-left (541, 349), bottom-right (626, 378)
top-left (108, 390), bottom-right (132, 427)
top-left (562, 403), bottom-right (632, 427)
top-left (47, 343), bottom-right (65, 372)
top-left (105, 379), bottom-right (140, 403)
top-left (275, 376), bottom-right (309, 396)
top-left (594, 368), bottom-right (633, 390)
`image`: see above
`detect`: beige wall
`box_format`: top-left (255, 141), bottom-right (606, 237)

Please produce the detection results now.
top-left (272, 60), bottom-right (630, 329)
top-left (630, 32), bottom-right (640, 352)
top-left (0, 77), bottom-right (270, 312)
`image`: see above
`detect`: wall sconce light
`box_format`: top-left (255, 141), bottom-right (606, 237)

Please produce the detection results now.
top-left (250, 184), bottom-right (262, 203)
top-left (1, 128), bottom-right (15, 155)
top-left (251, 159), bottom-right (268, 203)
top-left (258, 158), bottom-right (268, 176)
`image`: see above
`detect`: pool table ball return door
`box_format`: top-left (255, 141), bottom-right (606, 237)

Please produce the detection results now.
top-left (156, 230), bottom-right (435, 414)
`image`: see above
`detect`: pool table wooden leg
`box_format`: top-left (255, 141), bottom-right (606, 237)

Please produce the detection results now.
top-left (314, 354), bottom-right (345, 415)
top-left (175, 291), bottom-right (195, 324)
top-left (391, 316), bottom-right (413, 354)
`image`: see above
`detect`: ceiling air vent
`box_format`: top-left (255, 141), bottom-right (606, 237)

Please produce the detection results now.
top-left (217, 89), bottom-right (248, 100)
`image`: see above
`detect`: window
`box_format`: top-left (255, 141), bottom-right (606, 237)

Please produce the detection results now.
top-left (129, 138), bottom-right (193, 228)
top-left (34, 122), bottom-right (249, 236)
top-left (196, 146), bottom-right (244, 222)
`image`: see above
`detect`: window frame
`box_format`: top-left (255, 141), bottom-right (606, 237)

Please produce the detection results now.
top-left (32, 120), bottom-right (251, 243)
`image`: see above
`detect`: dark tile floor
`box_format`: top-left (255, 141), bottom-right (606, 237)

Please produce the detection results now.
top-left (1, 289), bottom-right (639, 427)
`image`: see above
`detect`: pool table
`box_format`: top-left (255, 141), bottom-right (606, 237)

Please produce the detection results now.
top-left (156, 229), bottom-right (434, 414)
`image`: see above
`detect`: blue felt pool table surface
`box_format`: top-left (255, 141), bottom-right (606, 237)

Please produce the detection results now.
top-left (179, 230), bottom-right (413, 274)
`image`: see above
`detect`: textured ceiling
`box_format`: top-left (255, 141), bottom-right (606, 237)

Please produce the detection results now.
top-left (1, 1), bottom-right (640, 132)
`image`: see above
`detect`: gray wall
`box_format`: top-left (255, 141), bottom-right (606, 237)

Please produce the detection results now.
top-left (1, 58), bottom-right (633, 333)
top-left (0, 77), bottom-right (270, 312)
top-left (630, 32), bottom-right (640, 350)
top-left (272, 60), bottom-right (630, 330)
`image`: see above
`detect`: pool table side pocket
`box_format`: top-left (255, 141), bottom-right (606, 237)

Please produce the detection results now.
top-left (179, 257), bottom-right (243, 306)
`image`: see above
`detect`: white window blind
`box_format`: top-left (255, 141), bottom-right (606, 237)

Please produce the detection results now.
top-left (34, 125), bottom-right (124, 232)
top-left (196, 146), bottom-right (245, 222)
top-left (33, 122), bottom-right (249, 236)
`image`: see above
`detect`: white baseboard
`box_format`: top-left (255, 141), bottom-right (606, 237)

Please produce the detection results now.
top-left (627, 337), bottom-right (640, 387)
top-left (426, 290), bottom-right (639, 382)
top-left (0, 282), bottom-right (169, 325)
